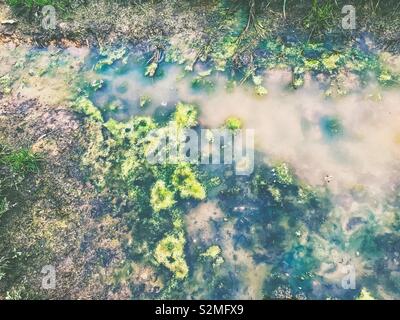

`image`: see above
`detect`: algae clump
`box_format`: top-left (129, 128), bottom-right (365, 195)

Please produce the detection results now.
top-left (172, 164), bottom-right (206, 200)
top-left (201, 245), bottom-right (221, 258)
top-left (357, 288), bottom-right (375, 300)
top-left (154, 233), bottom-right (189, 279)
top-left (273, 162), bottom-right (294, 185)
top-left (151, 180), bottom-right (176, 212)
top-left (224, 117), bottom-right (243, 132)
top-left (74, 97), bottom-right (103, 122)
top-left (95, 47), bottom-right (127, 71)
top-left (173, 102), bottom-right (199, 128)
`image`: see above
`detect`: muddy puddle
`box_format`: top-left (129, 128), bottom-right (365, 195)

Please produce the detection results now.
top-left (2, 42), bottom-right (400, 299)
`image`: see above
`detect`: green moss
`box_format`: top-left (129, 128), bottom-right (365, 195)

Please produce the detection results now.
top-left (322, 54), bottom-right (341, 72)
top-left (254, 85), bottom-right (268, 97)
top-left (172, 164), bottom-right (206, 200)
top-left (304, 59), bottom-right (320, 70)
top-left (120, 150), bottom-right (141, 180)
top-left (357, 288), bottom-right (375, 300)
top-left (272, 162), bottom-right (294, 185)
top-left (0, 75), bottom-right (12, 95)
top-left (200, 245), bottom-right (224, 268)
top-left (154, 233), bottom-right (188, 279)
top-left (95, 47), bottom-right (127, 71)
top-left (211, 35), bottom-right (238, 71)
top-left (151, 180), bottom-right (176, 212)
top-left (292, 66), bottom-right (305, 89)
top-left (105, 100), bottom-right (122, 113)
top-left (191, 77), bottom-right (215, 93)
top-left (268, 186), bottom-right (281, 202)
top-left (74, 97), bottom-right (103, 122)
top-left (173, 102), bottom-right (199, 128)
top-left (224, 117), bottom-right (242, 132)
top-left (201, 245), bottom-right (221, 258)
top-left (104, 119), bottom-right (127, 141)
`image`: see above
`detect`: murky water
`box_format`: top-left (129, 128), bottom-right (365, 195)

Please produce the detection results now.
top-left (2, 43), bottom-right (400, 299)
top-left (84, 51), bottom-right (400, 299)
top-left (92, 55), bottom-right (400, 198)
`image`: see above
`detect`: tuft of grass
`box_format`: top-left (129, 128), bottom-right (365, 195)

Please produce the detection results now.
top-left (0, 148), bottom-right (42, 175)
top-left (303, 0), bottom-right (336, 38)
top-left (5, 0), bottom-right (72, 15)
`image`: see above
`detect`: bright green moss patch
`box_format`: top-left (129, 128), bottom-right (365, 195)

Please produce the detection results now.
top-left (154, 233), bottom-right (189, 279)
top-left (95, 47), bottom-right (127, 71)
top-left (357, 288), bottom-right (375, 300)
top-left (201, 245), bottom-right (221, 258)
top-left (173, 102), bottom-right (199, 128)
top-left (151, 180), bottom-right (176, 212)
top-left (201, 245), bottom-right (224, 268)
top-left (322, 53), bottom-right (341, 72)
top-left (172, 164), bottom-right (206, 200)
top-left (224, 117), bottom-right (242, 132)
top-left (73, 97), bottom-right (103, 122)
top-left (272, 162), bottom-right (294, 186)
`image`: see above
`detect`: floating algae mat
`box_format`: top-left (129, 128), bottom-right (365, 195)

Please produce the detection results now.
top-left (1, 0), bottom-right (400, 302)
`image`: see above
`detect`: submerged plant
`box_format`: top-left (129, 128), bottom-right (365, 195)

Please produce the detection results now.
top-left (154, 233), bottom-right (189, 279)
top-left (150, 180), bottom-right (176, 212)
top-left (357, 288), bottom-right (375, 300)
top-left (173, 102), bottom-right (199, 128)
top-left (95, 47), bottom-right (127, 71)
top-left (224, 117), bottom-right (243, 132)
top-left (73, 97), bottom-right (103, 122)
top-left (172, 164), bottom-right (206, 200)
top-left (320, 116), bottom-right (343, 139)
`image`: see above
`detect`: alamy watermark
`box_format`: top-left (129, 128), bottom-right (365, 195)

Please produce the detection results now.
top-left (41, 265), bottom-right (56, 290)
top-left (145, 128), bottom-right (255, 176)
top-left (41, 5), bottom-right (56, 30)
top-left (342, 5), bottom-right (356, 30)
top-left (341, 264), bottom-right (356, 290)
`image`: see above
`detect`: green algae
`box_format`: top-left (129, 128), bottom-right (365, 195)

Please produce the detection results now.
top-left (95, 47), bottom-right (127, 71)
top-left (224, 117), bottom-right (243, 132)
top-left (357, 288), bottom-right (375, 300)
top-left (154, 233), bottom-right (189, 279)
top-left (172, 164), bottom-right (206, 200)
top-left (73, 97), bottom-right (103, 122)
top-left (150, 180), bottom-right (176, 212)
top-left (173, 102), bottom-right (199, 128)
top-left (272, 162), bottom-right (294, 186)
top-left (0, 75), bottom-right (12, 95)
